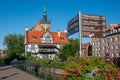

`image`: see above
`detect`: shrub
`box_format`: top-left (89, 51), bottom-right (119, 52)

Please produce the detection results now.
top-left (63, 56), bottom-right (120, 80)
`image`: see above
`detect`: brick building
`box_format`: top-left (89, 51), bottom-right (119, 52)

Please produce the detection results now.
top-left (91, 24), bottom-right (120, 57)
top-left (24, 8), bottom-right (68, 60)
top-left (82, 43), bottom-right (92, 57)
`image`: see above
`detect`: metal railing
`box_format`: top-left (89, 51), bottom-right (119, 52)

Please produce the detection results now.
top-left (13, 60), bottom-right (64, 80)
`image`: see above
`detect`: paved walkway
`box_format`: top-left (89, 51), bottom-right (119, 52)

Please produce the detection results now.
top-left (0, 65), bottom-right (37, 80)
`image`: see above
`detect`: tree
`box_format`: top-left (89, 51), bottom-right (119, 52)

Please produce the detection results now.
top-left (3, 34), bottom-right (25, 60)
top-left (59, 38), bottom-right (79, 60)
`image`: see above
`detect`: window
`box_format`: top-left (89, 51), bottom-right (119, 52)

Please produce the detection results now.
top-left (103, 46), bottom-right (105, 50)
top-left (97, 53), bottom-right (101, 57)
top-left (32, 37), bottom-right (37, 41)
top-left (111, 37), bottom-right (113, 42)
top-left (116, 44), bottom-right (119, 49)
top-left (95, 42), bottom-right (97, 45)
top-left (96, 48), bottom-right (97, 51)
top-left (111, 45), bottom-right (114, 50)
top-left (119, 53), bottom-right (120, 57)
top-left (93, 48), bottom-right (94, 51)
top-left (106, 43), bottom-right (109, 47)
top-left (112, 53), bottom-right (115, 57)
top-left (117, 53), bottom-right (120, 57)
top-left (31, 45), bottom-right (35, 50)
top-left (107, 38), bottom-right (109, 42)
top-left (116, 36), bottom-right (119, 41)
top-left (98, 41), bottom-right (100, 44)
top-left (113, 30), bottom-right (117, 33)
top-left (98, 48), bottom-right (101, 51)
top-left (102, 39), bottom-right (105, 43)
top-left (61, 38), bottom-right (64, 42)
top-left (106, 49), bottom-right (108, 53)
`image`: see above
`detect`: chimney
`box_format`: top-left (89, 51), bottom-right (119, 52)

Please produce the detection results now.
top-left (64, 29), bottom-right (67, 33)
top-left (58, 29), bottom-right (60, 37)
top-left (24, 25), bottom-right (28, 44)
top-left (25, 25), bottom-right (28, 31)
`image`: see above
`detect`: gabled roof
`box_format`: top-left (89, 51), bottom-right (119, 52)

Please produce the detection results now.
top-left (27, 30), bottom-right (68, 44)
top-left (106, 24), bottom-right (120, 31)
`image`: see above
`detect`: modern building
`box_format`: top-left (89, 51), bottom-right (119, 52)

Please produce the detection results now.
top-left (91, 24), bottom-right (120, 57)
top-left (24, 8), bottom-right (68, 60)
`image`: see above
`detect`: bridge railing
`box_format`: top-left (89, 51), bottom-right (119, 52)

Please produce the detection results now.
top-left (13, 60), bottom-right (64, 80)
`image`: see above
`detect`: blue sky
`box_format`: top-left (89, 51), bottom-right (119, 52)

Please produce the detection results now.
top-left (0, 0), bottom-right (120, 49)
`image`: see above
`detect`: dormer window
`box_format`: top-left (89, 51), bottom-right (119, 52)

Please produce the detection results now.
top-left (61, 38), bottom-right (64, 42)
top-left (32, 37), bottom-right (37, 41)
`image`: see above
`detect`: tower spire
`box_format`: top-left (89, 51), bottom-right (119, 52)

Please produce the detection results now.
top-left (43, 6), bottom-right (47, 22)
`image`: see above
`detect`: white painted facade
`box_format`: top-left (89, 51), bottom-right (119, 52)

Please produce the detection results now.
top-left (25, 29), bottom-right (61, 60)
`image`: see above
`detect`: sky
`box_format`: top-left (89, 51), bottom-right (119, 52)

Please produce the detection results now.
top-left (0, 0), bottom-right (120, 49)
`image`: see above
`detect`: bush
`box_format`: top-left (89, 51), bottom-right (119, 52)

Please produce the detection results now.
top-left (50, 56), bottom-right (64, 68)
top-left (63, 56), bottom-right (120, 80)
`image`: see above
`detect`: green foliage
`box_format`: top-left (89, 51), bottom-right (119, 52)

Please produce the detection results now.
top-left (50, 56), bottom-right (64, 68)
top-left (3, 34), bottom-right (25, 60)
top-left (59, 38), bottom-right (79, 60)
top-left (0, 58), bottom-right (5, 63)
top-left (25, 52), bottom-right (64, 68)
top-left (39, 58), bottom-right (51, 66)
top-left (63, 56), bottom-right (119, 80)
top-left (25, 52), bottom-right (36, 61)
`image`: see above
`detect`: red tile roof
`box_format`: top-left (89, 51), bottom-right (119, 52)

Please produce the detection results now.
top-left (27, 30), bottom-right (68, 44)
top-left (106, 24), bottom-right (120, 31)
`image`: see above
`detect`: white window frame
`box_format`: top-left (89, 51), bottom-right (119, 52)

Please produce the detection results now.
top-left (106, 43), bottom-right (109, 47)
top-left (102, 39), bottom-right (105, 43)
top-left (111, 45), bottom-right (114, 50)
top-left (111, 37), bottom-right (113, 42)
top-left (116, 36), bottom-right (119, 41)
top-left (116, 44), bottom-right (119, 49)
top-left (98, 48), bottom-right (101, 51)
top-left (96, 48), bottom-right (97, 51)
